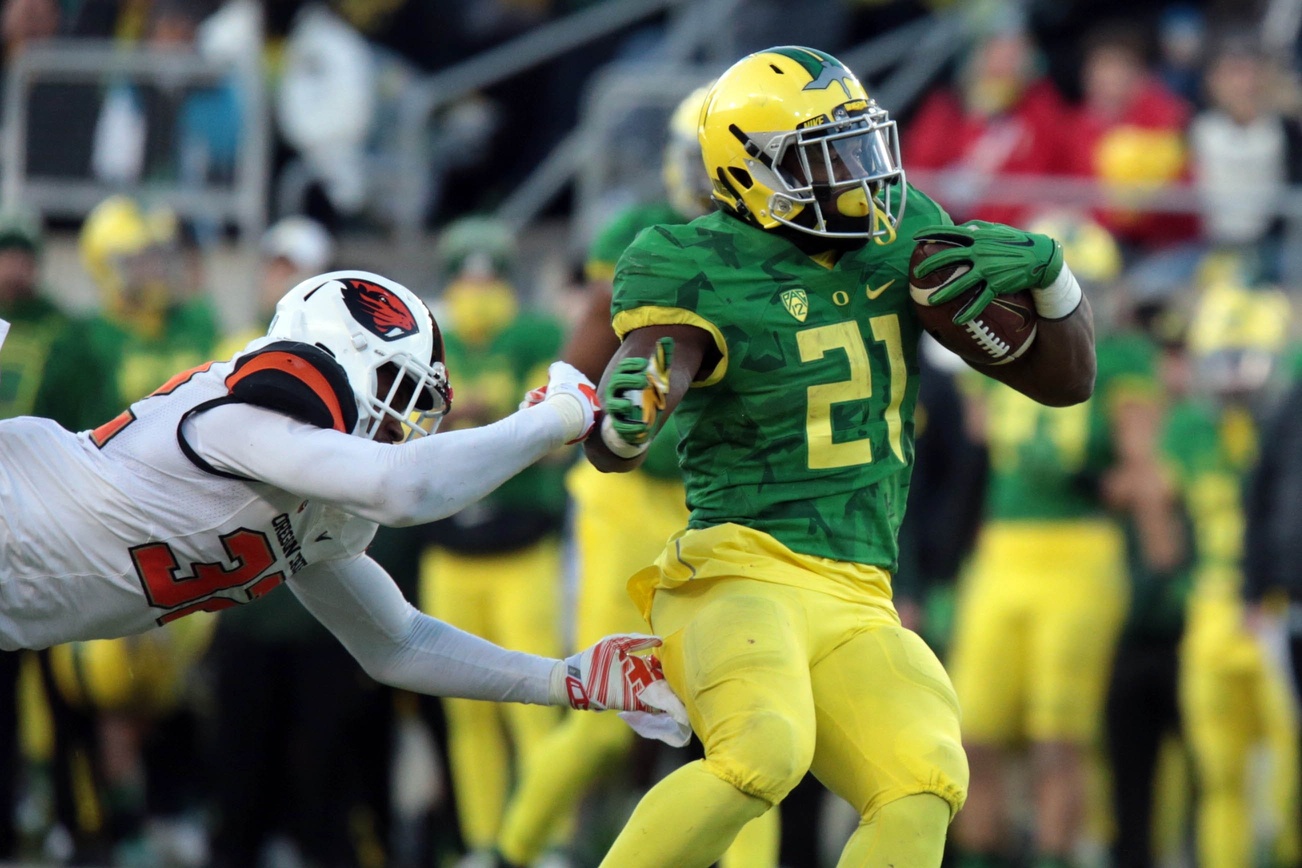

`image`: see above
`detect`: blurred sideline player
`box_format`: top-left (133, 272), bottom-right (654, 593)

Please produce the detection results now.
top-left (588, 46), bottom-right (1097, 867)
top-left (1177, 279), bottom-right (1299, 868)
top-left (1101, 297), bottom-right (1196, 868)
top-left (37, 195), bottom-right (224, 864)
top-left (217, 214), bottom-right (337, 356)
top-left (207, 215), bottom-right (397, 868)
top-left (493, 87), bottom-right (779, 868)
top-left (947, 212), bottom-right (1170, 868)
top-left (0, 209), bottom-right (83, 861)
top-left (416, 218), bottom-right (571, 865)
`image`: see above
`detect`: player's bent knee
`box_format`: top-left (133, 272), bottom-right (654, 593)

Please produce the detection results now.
top-left (706, 709), bottom-right (814, 805)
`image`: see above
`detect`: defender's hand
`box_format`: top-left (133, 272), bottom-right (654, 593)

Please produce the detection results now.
top-left (913, 221), bottom-right (1065, 324)
top-left (600, 337), bottom-right (673, 459)
top-left (549, 633), bottom-right (692, 746)
top-left (538, 362), bottom-right (599, 444)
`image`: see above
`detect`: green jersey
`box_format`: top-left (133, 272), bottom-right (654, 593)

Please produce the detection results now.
top-left (587, 202), bottom-right (689, 283)
top-left (611, 186), bottom-right (953, 569)
top-left (41, 299), bottom-right (221, 433)
top-left (981, 332), bottom-right (1158, 522)
top-left (0, 293), bottom-right (77, 426)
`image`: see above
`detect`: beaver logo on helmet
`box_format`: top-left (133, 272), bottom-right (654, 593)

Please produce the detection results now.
top-left (341, 278), bottom-right (419, 341)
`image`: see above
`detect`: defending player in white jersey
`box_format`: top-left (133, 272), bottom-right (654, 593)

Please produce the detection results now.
top-left (0, 270), bottom-right (687, 739)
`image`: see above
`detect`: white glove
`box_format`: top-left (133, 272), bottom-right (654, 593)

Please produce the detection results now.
top-left (526, 362), bottom-right (599, 445)
top-left (549, 633), bottom-right (692, 747)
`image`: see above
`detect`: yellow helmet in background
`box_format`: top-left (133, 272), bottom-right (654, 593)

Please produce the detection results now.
top-left (79, 195), bottom-right (180, 323)
top-left (699, 46), bottom-right (905, 240)
top-left (662, 85), bottom-right (713, 219)
top-left (1188, 280), bottom-right (1291, 397)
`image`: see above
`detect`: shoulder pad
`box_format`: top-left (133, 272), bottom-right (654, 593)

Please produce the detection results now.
top-left (224, 341), bottom-right (358, 433)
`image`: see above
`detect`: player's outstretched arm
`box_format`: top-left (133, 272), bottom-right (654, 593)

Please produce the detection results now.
top-left (584, 323), bottom-right (713, 473)
top-left (976, 292), bottom-right (1096, 407)
top-left (289, 555), bottom-right (690, 744)
top-left (186, 362), bottom-right (599, 526)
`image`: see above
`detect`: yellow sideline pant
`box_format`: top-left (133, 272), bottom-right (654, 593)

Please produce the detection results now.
top-left (497, 463), bottom-right (778, 867)
top-left (423, 540), bottom-right (564, 850)
top-left (1181, 592), bottom-right (1300, 868)
top-left (948, 520), bottom-right (1128, 745)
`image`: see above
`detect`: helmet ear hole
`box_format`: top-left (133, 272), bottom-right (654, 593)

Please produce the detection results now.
top-left (727, 167), bottom-right (753, 189)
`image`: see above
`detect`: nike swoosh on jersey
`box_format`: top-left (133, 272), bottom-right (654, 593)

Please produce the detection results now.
top-left (315, 531), bottom-right (332, 542)
top-left (865, 279), bottom-right (896, 300)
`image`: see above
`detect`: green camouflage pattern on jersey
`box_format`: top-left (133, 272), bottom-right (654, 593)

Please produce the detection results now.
top-left (611, 184), bottom-right (952, 568)
top-left (980, 331), bottom-right (1158, 521)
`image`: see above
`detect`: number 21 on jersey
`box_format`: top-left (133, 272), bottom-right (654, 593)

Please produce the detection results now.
top-left (797, 314), bottom-right (906, 470)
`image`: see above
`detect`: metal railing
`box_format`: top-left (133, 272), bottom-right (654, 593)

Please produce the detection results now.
top-left (389, 0), bottom-right (715, 247)
top-left (2, 39), bottom-right (270, 241)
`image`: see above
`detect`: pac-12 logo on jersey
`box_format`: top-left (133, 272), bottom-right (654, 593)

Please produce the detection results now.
top-left (342, 278), bottom-right (419, 341)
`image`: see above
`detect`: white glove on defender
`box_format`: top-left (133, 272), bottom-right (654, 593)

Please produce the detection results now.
top-left (521, 362), bottom-right (600, 445)
top-left (549, 633), bottom-right (692, 747)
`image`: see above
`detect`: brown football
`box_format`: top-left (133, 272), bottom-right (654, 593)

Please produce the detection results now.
top-left (909, 239), bottom-right (1038, 366)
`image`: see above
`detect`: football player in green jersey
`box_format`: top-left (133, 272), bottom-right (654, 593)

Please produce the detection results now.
top-left (494, 87), bottom-right (781, 868)
top-left (583, 46), bottom-right (1096, 868)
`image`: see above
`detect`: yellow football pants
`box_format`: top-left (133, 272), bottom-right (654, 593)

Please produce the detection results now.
top-left (600, 574), bottom-right (968, 868)
top-left (423, 539), bottom-right (565, 850)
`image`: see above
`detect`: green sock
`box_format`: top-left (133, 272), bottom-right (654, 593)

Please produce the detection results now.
top-left (957, 853), bottom-right (1008, 868)
top-left (1033, 856), bottom-right (1074, 868)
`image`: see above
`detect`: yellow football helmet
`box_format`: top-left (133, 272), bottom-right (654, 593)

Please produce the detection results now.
top-left (699, 45), bottom-right (905, 240)
top-left (662, 85), bottom-right (713, 219)
top-left (1188, 280), bottom-right (1291, 397)
top-left (79, 195), bottom-right (180, 324)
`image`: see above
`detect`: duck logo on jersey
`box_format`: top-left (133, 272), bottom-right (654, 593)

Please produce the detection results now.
top-left (341, 278), bottom-right (419, 341)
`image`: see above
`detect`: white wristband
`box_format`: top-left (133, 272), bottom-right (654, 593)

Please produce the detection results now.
top-left (600, 413), bottom-right (649, 459)
top-left (1031, 263), bottom-right (1083, 320)
top-left (543, 392), bottom-right (585, 443)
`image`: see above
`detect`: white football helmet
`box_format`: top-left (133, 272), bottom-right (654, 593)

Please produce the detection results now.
top-left (267, 270), bottom-right (452, 440)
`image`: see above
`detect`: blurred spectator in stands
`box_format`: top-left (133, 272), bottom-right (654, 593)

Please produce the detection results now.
top-left (1157, 4), bottom-right (1206, 107)
top-left (1, 0), bottom-right (57, 60)
top-left (275, 4), bottom-right (375, 229)
top-left (906, 16), bottom-right (1068, 227)
top-left (1066, 20), bottom-right (1197, 252)
top-left (1189, 33), bottom-right (1302, 285)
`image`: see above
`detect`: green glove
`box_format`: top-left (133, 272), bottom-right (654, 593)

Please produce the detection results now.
top-left (602, 337), bottom-right (674, 457)
top-left (912, 220), bottom-right (1064, 324)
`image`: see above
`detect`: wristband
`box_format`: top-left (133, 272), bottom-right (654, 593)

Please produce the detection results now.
top-left (600, 414), bottom-right (650, 459)
top-left (1031, 262), bottom-right (1083, 320)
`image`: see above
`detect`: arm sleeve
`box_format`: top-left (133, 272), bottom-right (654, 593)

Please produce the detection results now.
top-left (288, 554), bottom-right (558, 704)
top-left (183, 400), bottom-right (572, 527)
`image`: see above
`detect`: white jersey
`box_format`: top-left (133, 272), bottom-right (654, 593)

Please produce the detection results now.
top-left (0, 350), bottom-right (376, 648)
top-left (0, 338), bottom-right (577, 707)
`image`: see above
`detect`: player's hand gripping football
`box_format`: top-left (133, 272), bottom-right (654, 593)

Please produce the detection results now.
top-left (912, 221), bottom-right (1064, 324)
top-left (600, 336), bottom-right (673, 459)
top-left (549, 633), bottom-right (692, 747)
top-left (519, 361), bottom-right (600, 445)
